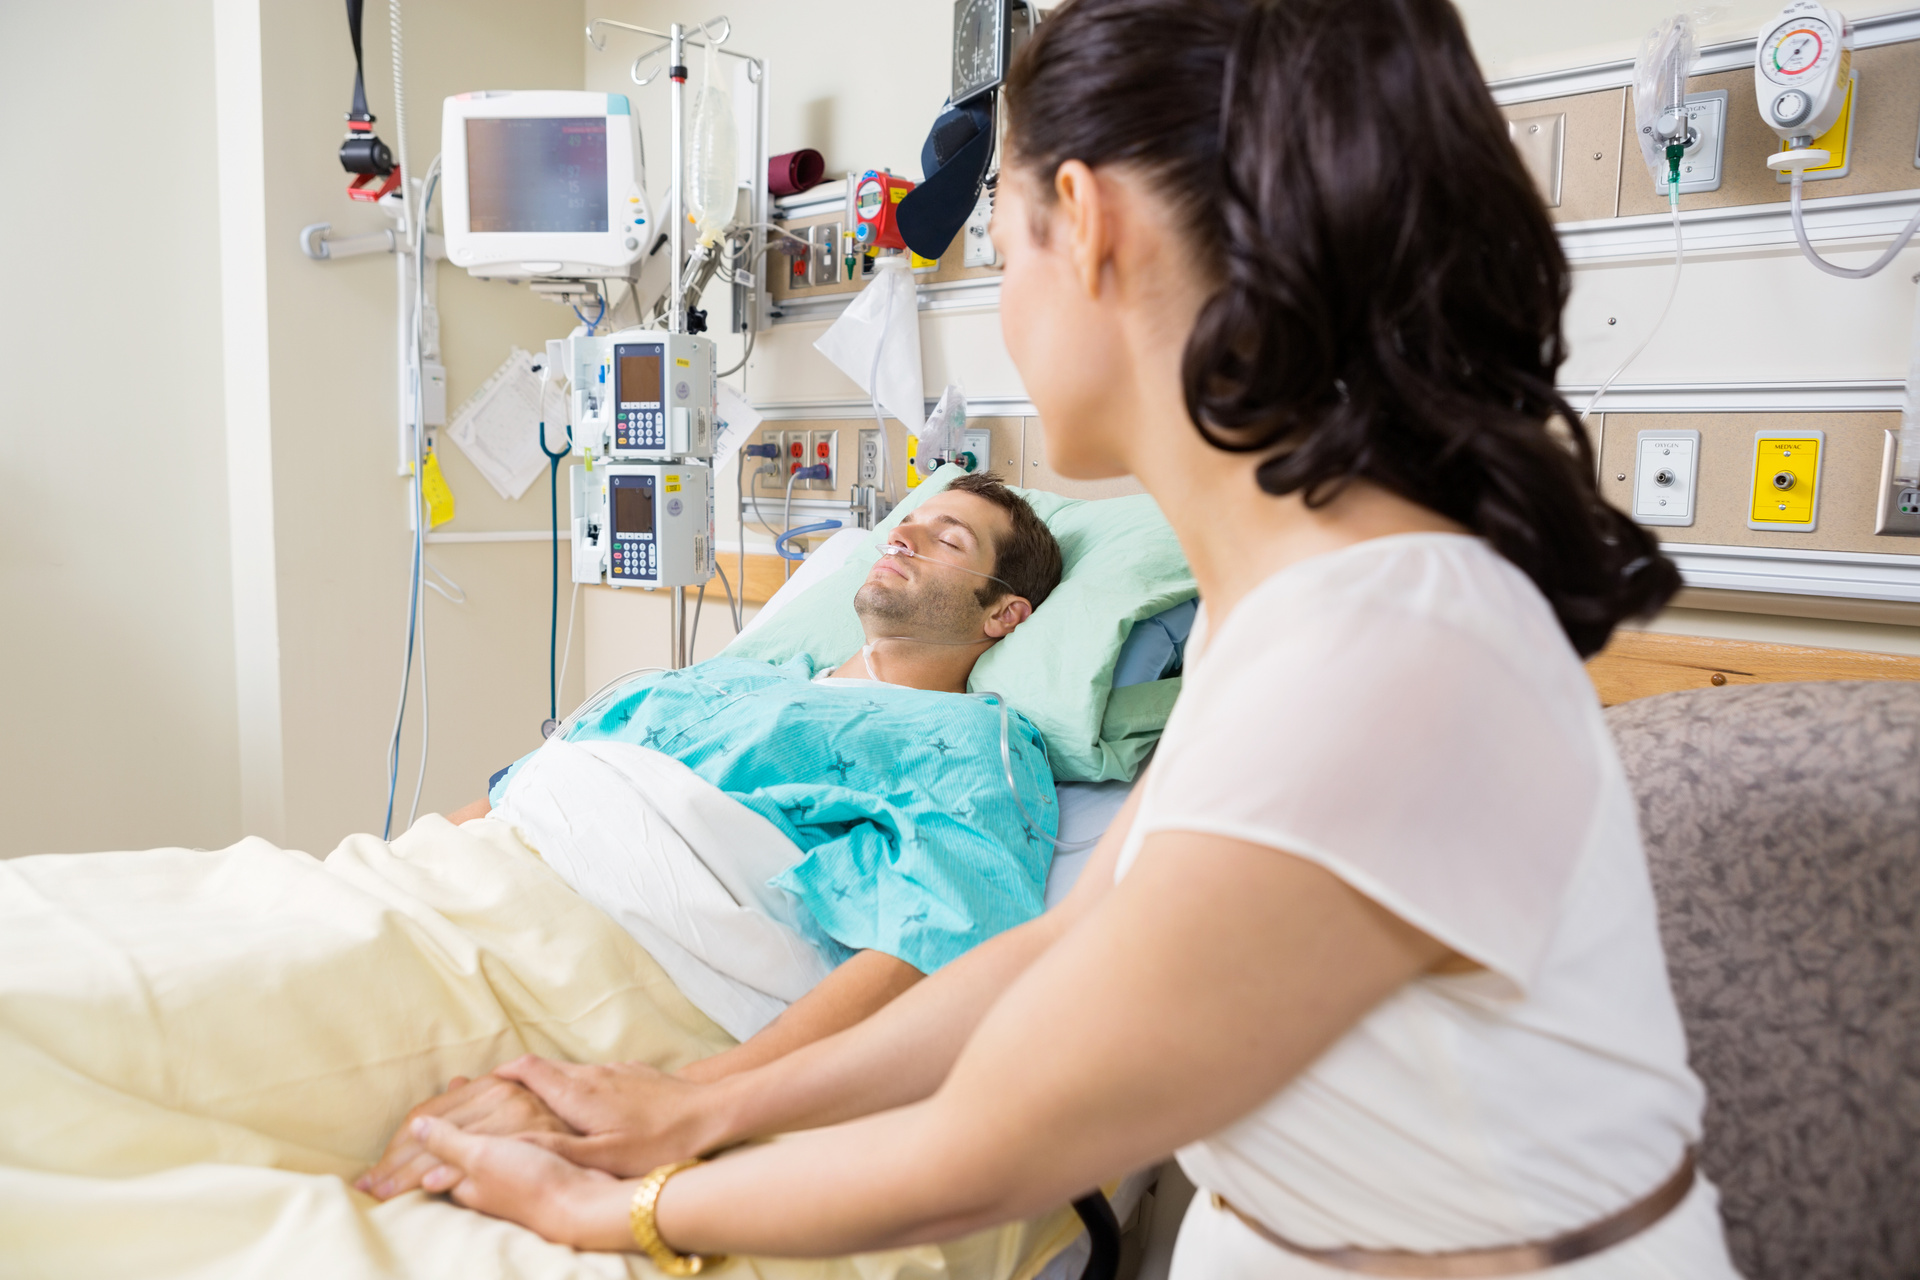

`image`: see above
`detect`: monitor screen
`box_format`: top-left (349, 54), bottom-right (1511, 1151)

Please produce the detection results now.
top-left (464, 117), bottom-right (609, 234)
top-left (618, 350), bottom-right (663, 408)
top-left (613, 482), bottom-right (655, 536)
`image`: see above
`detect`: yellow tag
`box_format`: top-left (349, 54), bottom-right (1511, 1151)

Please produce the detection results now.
top-left (420, 449), bottom-right (455, 528)
top-left (904, 434), bottom-right (922, 489)
top-left (890, 186), bottom-right (908, 204)
top-left (909, 250), bottom-right (938, 269)
top-left (665, 474), bottom-right (680, 483)
top-left (676, 357), bottom-right (691, 367)
top-left (664, 482), bottom-right (682, 493)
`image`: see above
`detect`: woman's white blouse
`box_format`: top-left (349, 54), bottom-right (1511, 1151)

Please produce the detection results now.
top-left (1116, 534), bottom-right (1737, 1271)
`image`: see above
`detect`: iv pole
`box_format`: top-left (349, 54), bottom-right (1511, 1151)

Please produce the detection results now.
top-left (587, 14), bottom-right (763, 670)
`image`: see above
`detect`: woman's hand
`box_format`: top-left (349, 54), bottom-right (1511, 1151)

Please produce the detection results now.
top-left (493, 1055), bottom-right (720, 1176)
top-left (410, 1117), bottom-right (635, 1252)
top-left (358, 1074), bottom-right (576, 1200)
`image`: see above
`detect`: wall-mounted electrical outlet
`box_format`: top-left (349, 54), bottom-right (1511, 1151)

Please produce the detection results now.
top-left (858, 428), bottom-right (884, 486)
top-left (1632, 429), bottom-right (1700, 527)
top-left (1747, 431), bottom-right (1824, 532)
top-left (1874, 428), bottom-right (1920, 536)
top-left (805, 429), bottom-right (838, 490)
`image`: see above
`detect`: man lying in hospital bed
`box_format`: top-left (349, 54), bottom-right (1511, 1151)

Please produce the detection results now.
top-left (0, 467), bottom-right (1193, 1280)
top-left (357, 474), bottom-right (1065, 1196)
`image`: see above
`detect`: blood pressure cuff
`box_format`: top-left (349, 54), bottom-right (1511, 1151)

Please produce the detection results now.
top-left (723, 466), bottom-right (1196, 783)
top-left (897, 99), bottom-right (997, 261)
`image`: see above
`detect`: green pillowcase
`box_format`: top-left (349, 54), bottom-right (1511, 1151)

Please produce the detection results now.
top-left (722, 465), bottom-right (1196, 782)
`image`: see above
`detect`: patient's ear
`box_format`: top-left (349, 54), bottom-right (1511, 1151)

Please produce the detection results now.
top-left (984, 597), bottom-right (1034, 640)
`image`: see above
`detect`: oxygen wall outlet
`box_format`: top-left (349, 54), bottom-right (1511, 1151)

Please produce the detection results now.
top-left (959, 428), bottom-right (992, 472)
top-left (1652, 91), bottom-right (1728, 196)
top-left (1633, 429), bottom-right (1700, 526)
top-left (1747, 431), bottom-right (1824, 531)
top-left (1874, 429), bottom-right (1920, 536)
top-left (807, 222), bottom-right (842, 286)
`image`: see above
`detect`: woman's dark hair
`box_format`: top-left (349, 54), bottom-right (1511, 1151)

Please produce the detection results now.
top-left (1003, 0), bottom-right (1678, 657)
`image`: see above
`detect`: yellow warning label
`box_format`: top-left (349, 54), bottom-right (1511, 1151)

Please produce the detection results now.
top-left (676, 357), bottom-right (691, 367)
top-left (664, 483), bottom-right (682, 493)
top-left (890, 186), bottom-right (907, 204)
top-left (420, 449), bottom-right (455, 528)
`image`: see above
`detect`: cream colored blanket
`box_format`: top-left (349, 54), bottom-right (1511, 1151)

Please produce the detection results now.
top-left (0, 817), bottom-right (1078, 1279)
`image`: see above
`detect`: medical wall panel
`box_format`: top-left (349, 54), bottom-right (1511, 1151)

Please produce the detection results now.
top-left (1617, 40), bottom-right (1920, 218)
top-left (1018, 420), bottom-right (1149, 501)
top-left (1499, 88), bottom-right (1627, 223)
top-left (1599, 411), bottom-right (1904, 553)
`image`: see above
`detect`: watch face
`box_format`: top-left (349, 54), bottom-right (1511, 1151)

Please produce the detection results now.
top-left (1761, 16), bottom-right (1838, 86)
top-left (953, 0), bottom-right (1006, 104)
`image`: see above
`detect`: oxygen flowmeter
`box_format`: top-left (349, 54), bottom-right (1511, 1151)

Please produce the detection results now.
top-left (1757, 1), bottom-right (1852, 157)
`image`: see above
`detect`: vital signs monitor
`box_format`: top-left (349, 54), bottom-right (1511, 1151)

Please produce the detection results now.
top-left (442, 90), bottom-right (652, 279)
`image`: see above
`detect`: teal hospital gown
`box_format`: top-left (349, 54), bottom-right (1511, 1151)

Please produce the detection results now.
top-left (493, 655), bottom-right (1058, 975)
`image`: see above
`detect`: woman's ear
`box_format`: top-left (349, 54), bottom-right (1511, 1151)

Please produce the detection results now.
top-left (984, 597), bottom-right (1035, 640)
top-left (1053, 159), bottom-right (1109, 300)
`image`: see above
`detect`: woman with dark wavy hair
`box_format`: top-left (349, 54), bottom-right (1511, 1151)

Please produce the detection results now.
top-left (397, 0), bottom-right (1742, 1274)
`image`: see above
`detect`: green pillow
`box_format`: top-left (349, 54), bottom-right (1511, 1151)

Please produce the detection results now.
top-left (723, 465), bottom-right (1196, 782)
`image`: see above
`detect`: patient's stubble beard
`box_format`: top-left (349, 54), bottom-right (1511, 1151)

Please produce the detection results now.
top-left (854, 567), bottom-right (987, 645)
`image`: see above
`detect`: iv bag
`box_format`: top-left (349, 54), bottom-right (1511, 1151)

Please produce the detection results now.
top-left (688, 38), bottom-right (737, 247)
top-left (1631, 12), bottom-right (1705, 182)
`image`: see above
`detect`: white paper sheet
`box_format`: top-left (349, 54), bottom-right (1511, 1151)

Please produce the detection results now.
top-left (714, 381), bottom-right (762, 471)
top-left (446, 347), bottom-right (568, 501)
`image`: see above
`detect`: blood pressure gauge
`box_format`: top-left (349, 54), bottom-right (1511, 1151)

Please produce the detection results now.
top-left (1754, 2), bottom-right (1852, 141)
top-left (951, 0), bottom-right (1035, 106)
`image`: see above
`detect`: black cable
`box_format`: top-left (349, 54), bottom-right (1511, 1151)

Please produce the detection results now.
top-left (1071, 1192), bottom-right (1121, 1280)
top-left (344, 0), bottom-right (371, 120)
top-left (539, 414), bottom-right (573, 734)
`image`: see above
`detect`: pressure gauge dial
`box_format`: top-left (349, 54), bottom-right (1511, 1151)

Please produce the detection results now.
top-left (1761, 16), bottom-right (1836, 84)
top-left (1753, 2), bottom-right (1852, 143)
top-left (952, 0), bottom-right (1008, 106)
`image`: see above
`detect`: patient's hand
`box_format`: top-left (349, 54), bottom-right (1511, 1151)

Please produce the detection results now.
top-left (358, 1073), bottom-right (574, 1201)
top-left (493, 1055), bottom-right (715, 1177)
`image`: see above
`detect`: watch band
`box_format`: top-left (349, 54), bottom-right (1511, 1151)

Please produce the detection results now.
top-left (629, 1159), bottom-right (723, 1276)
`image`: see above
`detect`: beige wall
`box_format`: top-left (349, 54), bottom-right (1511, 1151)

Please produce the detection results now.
top-left (259, 0), bottom-right (587, 852)
top-left (0, 0), bottom-right (243, 857)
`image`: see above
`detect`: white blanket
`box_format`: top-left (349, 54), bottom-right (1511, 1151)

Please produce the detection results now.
top-left (493, 739), bottom-right (837, 1040)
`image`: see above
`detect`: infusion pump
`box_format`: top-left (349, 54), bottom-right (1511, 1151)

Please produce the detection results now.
top-left (567, 327), bottom-right (716, 461)
top-left (571, 461), bottom-right (715, 590)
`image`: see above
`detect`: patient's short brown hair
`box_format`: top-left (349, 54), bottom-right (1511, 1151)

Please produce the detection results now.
top-left (946, 472), bottom-right (1064, 611)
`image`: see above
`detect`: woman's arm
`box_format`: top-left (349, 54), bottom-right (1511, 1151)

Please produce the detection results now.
top-left (374, 787), bottom-right (1144, 1190)
top-left (415, 828), bottom-right (1449, 1254)
top-left (496, 787), bottom-right (1142, 1173)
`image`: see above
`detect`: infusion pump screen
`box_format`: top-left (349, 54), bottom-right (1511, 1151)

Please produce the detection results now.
top-left (464, 117), bottom-right (608, 233)
top-left (618, 351), bottom-right (664, 406)
top-left (612, 479), bottom-right (656, 536)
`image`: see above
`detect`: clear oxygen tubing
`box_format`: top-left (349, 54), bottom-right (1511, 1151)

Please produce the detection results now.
top-left (1583, 200), bottom-right (1685, 424)
top-left (1787, 170), bottom-right (1920, 280)
top-left (868, 279), bottom-right (894, 500)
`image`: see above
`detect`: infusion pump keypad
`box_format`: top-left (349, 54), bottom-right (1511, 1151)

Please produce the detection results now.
top-left (616, 407), bottom-right (666, 451)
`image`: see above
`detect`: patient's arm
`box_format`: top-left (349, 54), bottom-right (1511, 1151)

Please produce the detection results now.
top-left (495, 785), bottom-right (1144, 1177)
top-left (357, 1073), bottom-right (572, 1200)
top-left (679, 949), bottom-right (923, 1084)
top-left (447, 796), bottom-right (492, 824)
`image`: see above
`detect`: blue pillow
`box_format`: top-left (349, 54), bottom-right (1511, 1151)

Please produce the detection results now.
top-left (1112, 599), bottom-right (1199, 687)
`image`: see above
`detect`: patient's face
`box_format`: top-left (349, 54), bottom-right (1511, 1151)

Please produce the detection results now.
top-left (854, 492), bottom-right (1011, 641)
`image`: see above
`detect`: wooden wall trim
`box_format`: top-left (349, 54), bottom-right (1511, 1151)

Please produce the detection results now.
top-left (1586, 629), bottom-right (1920, 706)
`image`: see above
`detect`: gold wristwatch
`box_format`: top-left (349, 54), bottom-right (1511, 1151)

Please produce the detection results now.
top-left (629, 1159), bottom-right (724, 1275)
